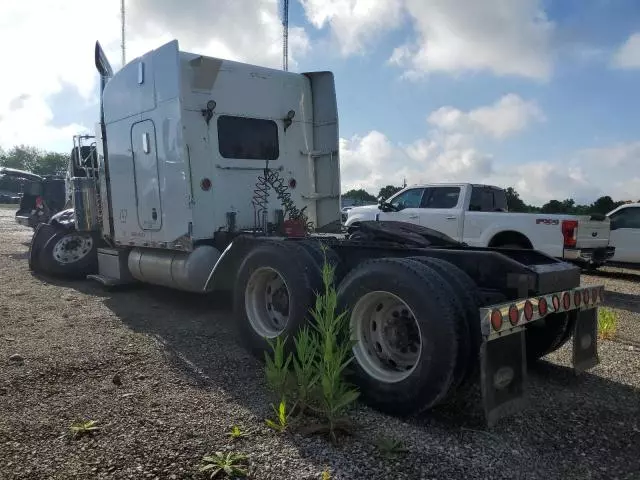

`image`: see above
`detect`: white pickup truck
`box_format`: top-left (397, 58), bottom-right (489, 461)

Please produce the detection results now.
top-left (345, 183), bottom-right (615, 267)
top-left (606, 203), bottom-right (640, 267)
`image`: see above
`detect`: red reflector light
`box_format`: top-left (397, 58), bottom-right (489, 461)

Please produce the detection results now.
top-left (583, 289), bottom-right (590, 304)
top-left (561, 220), bottom-right (578, 248)
top-left (524, 300), bottom-right (534, 321)
top-left (508, 305), bottom-right (519, 326)
top-left (574, 291), bottom-right (582, 307)
top-left (491, 310), bottom-right (503, 331)
top-left (538, 297), bottom-right (548, 316)
top-left (35, 196), bottom-right (43, 208)
top-left (563, 292), bottom-right (571, 310)
top-left (552, 295), bottom-right (560, 312)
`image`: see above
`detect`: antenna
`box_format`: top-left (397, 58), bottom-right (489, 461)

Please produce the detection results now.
top-left (282, 0), bottom-right (289, 71)
top-left (120, 0), bottom-right (126, 67)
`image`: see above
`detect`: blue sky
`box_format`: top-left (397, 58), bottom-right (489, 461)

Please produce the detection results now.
top-left (1, 0), bottom-right (639, 205)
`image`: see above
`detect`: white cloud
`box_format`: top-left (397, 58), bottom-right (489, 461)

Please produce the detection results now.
top-left (428, 94), bottom-right (545, 139)
top-left (393, 0), bottom-right (554, 80)
top-left (299, 0), bottom-right (404, 55)
top-left (612, 32), bottom-right (640, 69)
top-left (300, 0), bottom-right (554, 80)
top-left (128, 0), bottom-right (309, 69)
top-left (0, 0), bottom-right (309, 153)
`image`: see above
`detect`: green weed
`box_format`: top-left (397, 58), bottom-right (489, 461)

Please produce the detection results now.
top-left (308, 259), bottom-right (359, 443)
top-left (598, 308), bottom-right (617, 340)
top-left (265, 399), bottom-right (290, 433)
top-left (264, 335), bottom-right (292, 401)
top-left (292, 326), bottom-right (320, 414)
top-left (375, 436), bottom-right (409, 459)
top-left (200, 451), bottom-right (248, 479)
top-left (70, 420), bottom-right (99, 439)
top-left (227, 425), bottom-right (248, 440)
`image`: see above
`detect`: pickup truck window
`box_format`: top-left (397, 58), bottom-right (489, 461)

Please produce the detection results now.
top-left (420, 187), bottom-right (460, 209)
top-left (390, 188), bottom-right (425, 209)
top-left (469, 186), bottom-right (507, 212)
top-left (610, 207), bottom-right (640, 230)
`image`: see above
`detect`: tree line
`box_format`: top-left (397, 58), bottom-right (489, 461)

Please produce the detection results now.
top-left (0, 145), bottom-right (69, 177)
top-left (343, 184), bottom-right (637, 215)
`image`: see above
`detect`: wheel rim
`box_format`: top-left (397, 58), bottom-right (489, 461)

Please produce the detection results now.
top-left (245, 267), bottom-right (290, 339)
top-left (52, 233), bottom-right (94, 264)
top-left (351, 291), bottom-right (422, 383)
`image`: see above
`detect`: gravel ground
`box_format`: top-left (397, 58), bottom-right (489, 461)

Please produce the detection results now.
top-left (1, 205), bottom-right (639, 480)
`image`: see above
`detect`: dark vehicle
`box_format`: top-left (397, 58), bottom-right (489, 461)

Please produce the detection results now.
top-left (0, 167), bottom-right (66, 229)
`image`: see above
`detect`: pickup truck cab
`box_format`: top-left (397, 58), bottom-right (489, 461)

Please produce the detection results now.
top-left (345, 183), bottom-right (614, 267)
top-left (606, 203), bottom-right (640, 266)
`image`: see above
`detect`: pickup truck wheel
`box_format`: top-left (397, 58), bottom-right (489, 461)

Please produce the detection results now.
top-left (337, 257), bottom-right (459, 415)
top-left (234, 242), bottom-right (319, 357)
top-left (39, 229), bottom-right (98, 278)
top-left (525, 313), bottom-right (573, 361)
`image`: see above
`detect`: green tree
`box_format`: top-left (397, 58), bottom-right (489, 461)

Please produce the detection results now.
top-left (377, 185), bottom-right (403, 202)
top-left (342, 188), bottom-right (376, 204)
top-left (0, 145), bottom-right (41, 172)
top-left (504, 187), bottom-right (528, 212)
top-left (0, 145), bottom-right (69, 176)
top-left (589, 196), bottom-right (619, 215)
top-left (541, 199), bottom-right (575, 214)
top-left (32, 152), bottom-right (69, 176)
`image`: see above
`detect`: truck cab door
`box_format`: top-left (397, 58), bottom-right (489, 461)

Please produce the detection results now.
top-left (609, 206), bottom-right (640, 263)
top-left (131, 120), bottom-right (162, 231)
top-left (417, 186), bottom-right (463, 241)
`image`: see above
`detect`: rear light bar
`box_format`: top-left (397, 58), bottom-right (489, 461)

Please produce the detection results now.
top-left (481, 285), bottom-right (605, 339)
top-left (561, 219), bottom-right (578, 248)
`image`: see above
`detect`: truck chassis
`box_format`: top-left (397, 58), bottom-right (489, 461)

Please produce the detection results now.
top-left (29, 216), bottom-right (603, 427)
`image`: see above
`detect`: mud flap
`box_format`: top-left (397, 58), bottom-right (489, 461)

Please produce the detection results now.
top-left (28, 223), bottom-right (57, 272)
top-left (481, 331), bottom-right (527, 427)
top-left (572, 308), bottom-right (599, 373)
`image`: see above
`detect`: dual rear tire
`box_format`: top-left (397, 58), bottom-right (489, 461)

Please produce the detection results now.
top-left (233, 241), bottom-right (481, 415)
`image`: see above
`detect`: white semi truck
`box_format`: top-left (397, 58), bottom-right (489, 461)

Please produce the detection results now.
top-left (28, 40), bottom-right (605, 426)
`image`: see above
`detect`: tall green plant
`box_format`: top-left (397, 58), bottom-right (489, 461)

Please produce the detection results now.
top-left (292, 326), bottom-right (319, 414)
top-left (264, 335), bottom-right (292, 401)
top-left (309, 258), bottom-right (360, 443)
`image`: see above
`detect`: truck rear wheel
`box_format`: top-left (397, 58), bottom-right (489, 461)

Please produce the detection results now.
top-left (337, 257), bottom-right (460, 415)
top-left (296, 239), bottom-right (343, 281)
top-left (38, 229), bottom-right (98, 278)
top-left (234, 242), bottom-right (320, 357)
top-left (407, 256), bottom-right (480, 389)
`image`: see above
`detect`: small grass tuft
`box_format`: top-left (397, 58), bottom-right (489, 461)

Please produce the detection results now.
top-left (265, 399), bottom-right (290, 433)
top-left (375, 436), bottom-right (409, 459)
top-left (321, 468), bottom-right (332, 480)
top-left (70, 420), bottom-right (100, 439)
top-left (598, 308), bottom-right (617, 340)
top-left (227, 425), bottom-right (248, 440)
top-left (200, 451), bottom-right (248, 479)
